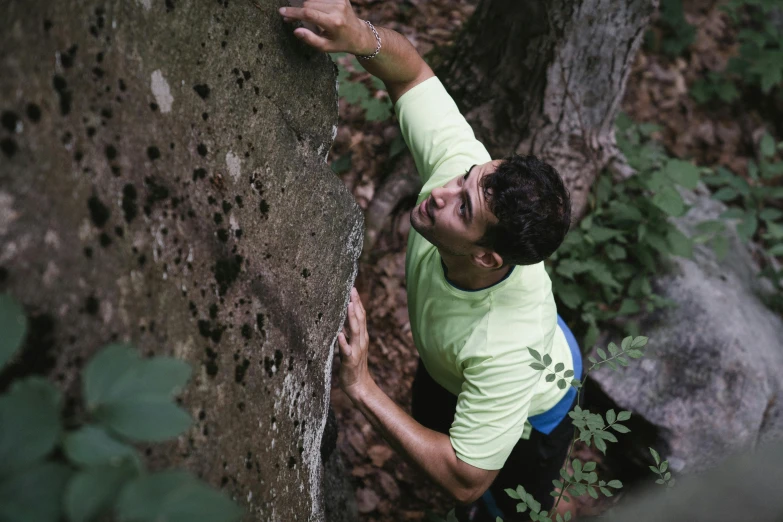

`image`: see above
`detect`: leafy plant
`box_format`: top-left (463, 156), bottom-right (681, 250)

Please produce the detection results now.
top-left (0, 293), bottom-right (243, 522)
top-left (546, 114), bottom-right (699, 347)
top-left (690, 0), bottom-right (783, 104)
top-left (331, 52), bottom-right (393, 122)
top-left (645, 0), bottom-right (696, 58)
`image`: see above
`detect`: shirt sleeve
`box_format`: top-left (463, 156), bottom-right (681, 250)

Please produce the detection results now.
top-left (394, 77), bottom-right (491, 191)
top-left (448, 348), bottom-right (542, 470)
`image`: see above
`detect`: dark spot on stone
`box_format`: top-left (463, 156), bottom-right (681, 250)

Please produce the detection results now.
top-left (217, 229), bottom-right (229, 242)
top-left (274, 349), bottom-right (283, 370)
top-left (86, 126), bottom-right (97, 137)
top-left (222, 201), bottom-right (232, 213)
top-left (263, 356), bottom-right (275, 378)
top-left (84, 246), bottom-right (93, 258)
top-left (105, 144), bottom-right (117, 160)
top-left (301, 268), bottom-right (310, 278)
top-left (150, 103), bottom-right (159, 112)
top-left (100, 108), bottom-right (112, 120)
top-left (0, 267), bottom-right (7, 286)
top-left (235, 229), bottom-right (242, 239)
top-left (111, 166), bottom-right (121, 176)
top-left (147, 146), bottom-right (161, 160)
top-left (144, 176), bottom-right (169, 208)
top-left (242, 70), bottom-right (251, 80)
top-left (122, 184), bottom-right (138, 223)
top-left (118, 79), bottom-right (127, 91)
top-left (193, 84), bottom-right (210, 100)
top-left (209, 303), bottom-right (218, 319)
top-left (235, 358), bottom-right (250, 384)
top-left (88, 195), bottom-right (110, 228)
top-left (99, 232), bottom-right (112, 247)
top-left (85, 294), bottom-right (99, 315)
top-left (213, 213), bottom-right (223, 225)
top-left (0, 138), bottom-right (17, 158)
top-left (193, 168), bottom-right (207, 181)
top-left (138, 254), bottom-right (146, 266)
top-left (52, 75), bottom-right (72, 115)
top-left (43, 19), bottom-right (53, 32)
top-left (208, 196), bottom-right (217, 206)
top-left (26, 104), bottom-right (42, 122)
top-left (60, 44), bottom-right (78, 68)
top-left (0, 313), bottom-right (58, 392)
top-left (93, 67), bottom-right (105, 79)
top-left (96, 52), bottom-right (104, 63)
top-left (236, 78), bottom-right (244, 88)
top-left (198, 410), bottom-right (206, 420)
top-left (288, 356), bottom-right (294, 371)
top-left (202, 112), bottom-right (209, 121)
top-left (214, 255), bottom-right (242, 295)
top-left (1, 111), bottom-right (19, 132)
top-left (234, 195), bottom-right (243, 207)
top-left (198, 320), bottom-right (212, 338)
top-left (197, 143), bottom-right (208, 156)
top-left (221, 477), bottom-right (228, 486)
top-left (256, 313), bottom-right (265, 333)
top-left (221, 41), bottom-right (227, 48)
top-left (205, 347), bottom-right (219, 377)
top-left (237, 401), bottom-right (245, 411)
top-left (287, 456), bottom-right (296, 469)
top-left (259, 200), bottom-right (269, 216)
top-left (114, 226), bottom-right (124, 237)
top-left (165, 0), bottom-right (175, 12)
top-left (241, 323), bottom-right (252, 339)
top-left (258, 42), bottom-right (264, 50)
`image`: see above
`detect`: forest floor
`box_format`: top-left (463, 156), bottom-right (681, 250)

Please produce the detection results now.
top-left (327, 0), bottom-right (777, 520)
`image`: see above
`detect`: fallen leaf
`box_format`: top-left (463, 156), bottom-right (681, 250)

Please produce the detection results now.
top-left (356, 487), bottom-right (381, 514)
top-left (368, 444), bottom-right (395, 467)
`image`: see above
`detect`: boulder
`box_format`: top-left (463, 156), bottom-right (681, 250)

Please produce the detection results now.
top-left (0, 1), bottom-right (362, 520)
top-left (591, 185), bottom-right (783, 475)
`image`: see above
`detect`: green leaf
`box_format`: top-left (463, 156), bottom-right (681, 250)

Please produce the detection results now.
top-left (116, 471), bottom-right (244, 522)
top-left (530, 362), bottom-right (546, 371)
top-left (596, 348), bottom-right (607, 360)
top-left (737, 212), bottom-right (758, 241)
top-left (545, 373), bottom-right (556, 383)
top-left (594, 436), bottom-right (607, 454)
top-left (761, 133), bottom-right (776, 158)
top-left (649, 447), bottom-right (661, 465)
top-left (587, 485), bottom-right (598, 499)
top-left (85, 344), bottom-right (192, 409)
top-left (529, 348), bottom-right (542, 361)
top-left (505, 488), bottom-right (521, 499)
top-left (63, 425), bottom-right (138, 467)
top-left (543, 354), bottom-right (552, 367)
top-left (0, 377), bottom-right (62, 477)
top-left (362, 97), bottom-right (392, 122)
top-left (710, 234), bottom-right (730, 260)
top-left (65, 464), bottom-right (137, 522)
top-left (607, 480), bottom-right (623, 489)
top-left (631, 336), bottom-right (648, 348)
top-left (759, 209), bottom-right (783, 222)
top-left (664, 159), bottom-right (700, 189)
top-left (608, 343), bottom-right (619, 356)
top-left (599, 486), bottom-right (613, 497)
top-left (97, 398), bottom-right (192, 442)
top-left (667, 228), bottom-right (693, 258)
top-left (0, 294), bottom-right (27, 370)
top-left (0, 462), bottom-right (71, 522)
top-left (606, 409), bottom-right (616, 424)
top-left (557, 379), bottom-right (566, 390)
top-left (554, 362), bottom-right (565, 372)
top-left (563, 370), bottom-right (574, 378)
top-left (617, 411), bottom-right (632, 421)
top-left (652, 186), bottom-right (686, 216)
top-left (330, 152), bottom-right (352, 175)
top-left (712, 187), bottom-right (739, 201)
top-left (719, 207), bottom-right (744, 220)
top-left (612, 423), bottom-right (631, 433)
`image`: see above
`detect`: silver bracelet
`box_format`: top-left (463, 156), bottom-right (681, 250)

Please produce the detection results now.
top-left (356, 20), bottom-right (382, 60)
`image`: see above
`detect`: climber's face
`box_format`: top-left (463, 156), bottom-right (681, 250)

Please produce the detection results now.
top-left (410, 160), bottom-right (502, 257)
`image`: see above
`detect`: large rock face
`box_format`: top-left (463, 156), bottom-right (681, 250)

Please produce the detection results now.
top-left (0, 1), bottom-right (362, 520)
top-left (592, 186), bottom-right (783, 475)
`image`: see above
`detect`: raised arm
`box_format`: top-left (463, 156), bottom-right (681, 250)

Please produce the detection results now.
top-left (278, 0), bottom-right (434, 102)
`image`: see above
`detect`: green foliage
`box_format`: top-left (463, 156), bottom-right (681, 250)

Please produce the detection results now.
top-left (0, 293), bottom-right (243, 522)
top-left (701, 135), bottom-right (783, 289)
top-left (690, 0), bottom-right (783, 104)
top-left (546, 114), bottom-right (692, 347)
top-left (332, 52), bottom-right (393, 122)
top-left (649, 447), bottom-right (677, 488)
top-left (645, 0), bottom-right (696, 58)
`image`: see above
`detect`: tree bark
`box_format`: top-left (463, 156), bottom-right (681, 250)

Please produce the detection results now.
top-left (436, 0), bottom-right (658, 217)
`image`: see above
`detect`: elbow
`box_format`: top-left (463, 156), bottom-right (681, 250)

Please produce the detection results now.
top-left (452, 484), bottom-right (486, 506)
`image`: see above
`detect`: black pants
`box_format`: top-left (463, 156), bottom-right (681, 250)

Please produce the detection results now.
top-left (411, 360), bottom-right (575, 520)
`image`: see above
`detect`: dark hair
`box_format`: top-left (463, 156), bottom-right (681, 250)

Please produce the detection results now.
top-left (477, 154), bottom-right (571, 266)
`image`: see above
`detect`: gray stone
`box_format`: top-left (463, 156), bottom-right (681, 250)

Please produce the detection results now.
top-left (0, 1), bottom-right (361, 520)
top-left (591, 184), bottom-right (783, 474)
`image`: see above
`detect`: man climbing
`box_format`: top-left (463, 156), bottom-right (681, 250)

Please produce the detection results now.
top-left (279, 2), bottom-right (583, 520)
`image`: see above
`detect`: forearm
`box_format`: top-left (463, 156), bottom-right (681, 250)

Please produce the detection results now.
top-left (355, 25), bottom-right (434, 103)
top-left (351, 380), bottom-right (482, 503)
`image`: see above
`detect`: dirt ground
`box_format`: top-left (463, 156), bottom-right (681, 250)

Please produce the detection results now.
top-left (327, 1), bottom-right (779, 520)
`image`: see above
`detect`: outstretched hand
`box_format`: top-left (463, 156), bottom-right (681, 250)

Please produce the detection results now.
top-left (337, 287), bottom-right (373, 400)
top-left (278, 0), bottom-right (376, 55)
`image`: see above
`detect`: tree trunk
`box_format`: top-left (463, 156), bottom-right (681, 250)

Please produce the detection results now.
top-left (436, 0), bottom-right (658, 217)
top-left (0, 1), bottom-right (360, 520)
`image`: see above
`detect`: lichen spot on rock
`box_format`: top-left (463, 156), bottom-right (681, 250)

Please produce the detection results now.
top-left (135, 0), bottom-right (152, 10)
top-left (150, 70), bottom-right (174, 113)
top-left (225, 151), bottom-right (241, 183)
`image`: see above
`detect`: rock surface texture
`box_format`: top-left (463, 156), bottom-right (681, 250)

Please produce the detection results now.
top-left (0, 1), bottom-right (362, 521)
top-left (592, 186), bottom-right (783, 475)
